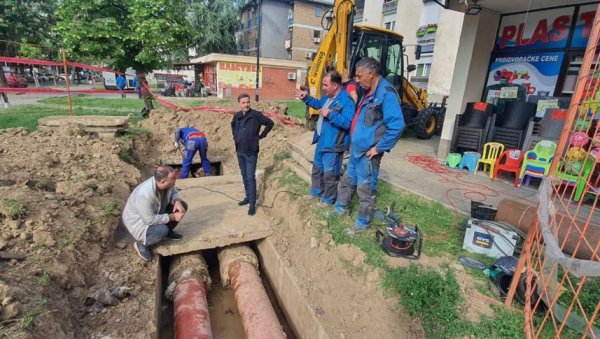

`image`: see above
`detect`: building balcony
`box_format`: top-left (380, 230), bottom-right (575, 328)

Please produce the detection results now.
top-left (383, 0), bottom-right (397, 14)
top-left (287, 15), bottom-right (293, 26)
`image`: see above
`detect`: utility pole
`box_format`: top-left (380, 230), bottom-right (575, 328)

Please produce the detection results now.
top-left (255, 0), bottom-right (261, 102)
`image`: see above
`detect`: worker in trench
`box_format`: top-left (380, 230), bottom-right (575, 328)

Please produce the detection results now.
top-left (174, 127), bottom-right (212, 178)
top-left (122, 165), bottom-right (187, 262)
top-left (295, 70), bottom-right (355, 205)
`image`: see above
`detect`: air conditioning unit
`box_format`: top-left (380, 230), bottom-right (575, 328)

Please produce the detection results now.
top-left (287, 72), bottom-right (297, 80)
top-left (313, 37), bottom-right (321, 43)
top-left (305, 52), bottom-right (313, 59)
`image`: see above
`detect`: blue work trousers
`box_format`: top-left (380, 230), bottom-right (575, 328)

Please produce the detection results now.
top-left (334, 153), bottom-right (383, 227)
top-left (310, 150), bottom-right (343, 204)
top-left (237, 152), bottom-right (258, 205)
top-left (180, 137), bottom-right (211, 179)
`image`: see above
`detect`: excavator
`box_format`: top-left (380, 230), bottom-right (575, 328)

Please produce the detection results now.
top-left (305, 0), bottom-right (446, 139)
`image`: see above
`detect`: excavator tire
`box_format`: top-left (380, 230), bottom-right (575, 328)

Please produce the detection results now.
top-left (415, 107), bottom-right (438, 139)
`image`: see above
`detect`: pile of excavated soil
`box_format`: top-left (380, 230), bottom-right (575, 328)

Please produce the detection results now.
top-left (136, 107), bottom-right (304, 175)
top-left (0, 126), bottom-right (157, 338)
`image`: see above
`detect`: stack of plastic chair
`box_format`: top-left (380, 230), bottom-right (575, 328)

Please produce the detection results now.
top-left (476, 142), bottom-right (504, 178)
top-left (518, 140), bottom-right (557, 187)
top-left (493, 149), bottom-right (524, 186)
top-left (458, 151), bottom-right (481, 174)
top-left (555, 155), bottom-right (596, 202)
top-left (450, 102), bottom-right (494, 153)
top-left (488, 101), bottom-right (537, 150)
top-left (521, 108), bottom-right (567, 150)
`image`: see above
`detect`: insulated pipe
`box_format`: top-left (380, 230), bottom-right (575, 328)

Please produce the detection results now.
top-left (218, 245), bottom-right (286, 339)
top-left (166, 254), bottom-right (213, 339)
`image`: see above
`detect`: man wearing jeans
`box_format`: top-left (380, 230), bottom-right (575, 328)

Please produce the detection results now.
top-left (231, 93), bottom-right (274, 216)
top-left (174, 127), bottom-right (211, 178)
top-left (122, 166), bottom-right (187, 262)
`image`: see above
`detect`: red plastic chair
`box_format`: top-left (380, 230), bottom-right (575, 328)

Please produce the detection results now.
top-left (493, 149), bottom-right (524, 187)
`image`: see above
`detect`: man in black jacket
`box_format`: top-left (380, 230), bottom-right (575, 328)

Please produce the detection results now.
top-left (231, 93), bottom-right (274, 215)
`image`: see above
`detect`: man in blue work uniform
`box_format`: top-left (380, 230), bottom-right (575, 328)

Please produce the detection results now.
top-left (295, 70), bottom-right (355, 204)
top-left (334, 57), bottom-right (405, 234)
top-left (116, 74), bottom-right (127, 98)
top-left (232, 93), bottom-right (274, 216)
top-left (174, 127), bottom-right (211, 179)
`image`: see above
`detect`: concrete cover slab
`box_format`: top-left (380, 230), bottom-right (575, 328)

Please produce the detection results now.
top-left (153, 176), bottom-right (272, 256)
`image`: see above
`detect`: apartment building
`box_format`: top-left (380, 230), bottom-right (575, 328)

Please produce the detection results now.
top-left (236, 0), bottom-right (333, 63)
top-left (354, 0), bottom-right (463, 101)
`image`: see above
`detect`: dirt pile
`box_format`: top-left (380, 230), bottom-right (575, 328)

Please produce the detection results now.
top-left (0, 126), bottom-right (153, 338)
top-left (136, 107), bottom-right (304, 174)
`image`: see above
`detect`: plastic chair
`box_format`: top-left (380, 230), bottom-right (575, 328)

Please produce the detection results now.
top-left (445, 153), bottom-right (462, 169)
top-left (458, 151), bottom-right (481, 174)
top-left (555, 155), bottom-right (596, 202)
top-left (476, 142), bottom-right (504, 178)
top-left (493, 149), bottom-right (524, 187)
top-left (518, 140), bottom-right (557, 187)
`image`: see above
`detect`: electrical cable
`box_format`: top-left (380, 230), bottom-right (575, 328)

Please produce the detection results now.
top-left (178, 184), bottom-right (303, 209)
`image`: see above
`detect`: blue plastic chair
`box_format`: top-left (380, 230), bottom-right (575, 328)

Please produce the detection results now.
top-left (458, 151), bottom-right (481, 174)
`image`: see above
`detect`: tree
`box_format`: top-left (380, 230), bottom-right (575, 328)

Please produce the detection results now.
top-left (0, 0), bottom-right (58, 57)
top-left (188, 0), bottom-right (239, 56)
top-left (55, 0), bottom-right (194, 110)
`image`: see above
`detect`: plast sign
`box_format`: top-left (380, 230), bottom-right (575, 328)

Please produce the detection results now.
top-left (496, 6), bottom-right (596, 51)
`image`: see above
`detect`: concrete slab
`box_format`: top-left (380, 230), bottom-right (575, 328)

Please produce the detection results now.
top-left (153, 175), bottom-right (272, 256)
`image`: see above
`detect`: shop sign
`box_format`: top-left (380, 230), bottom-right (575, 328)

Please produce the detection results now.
top-left (496, 7), bottom-right (574, 51)
top-left (571, 4), bottom-right (597, 48)
top-left (486, 51), bottom-right (565, 97)
top-left (217, 62), bottom-right (261, 89)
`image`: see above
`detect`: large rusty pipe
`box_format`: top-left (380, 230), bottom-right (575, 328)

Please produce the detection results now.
top-left (496, 199), bottom-right (600, 261)
top-left (173, 278), bottom-right (212, 339)
top-left (219, 245), bottom-right (286, 339)
top-left (166, 254), bottom-right (213, 339)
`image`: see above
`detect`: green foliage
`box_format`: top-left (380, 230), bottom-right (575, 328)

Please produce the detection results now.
top-left (18, 311), bottom-right (36, 330)
top-left (187, 0), bottom-right (239, 55)
top-left (55, 0), bottom-right (193, 72)
top-left (101, 202), bottom-right (119, 216)
top-left (39, 95), bottom-right (145, 110)
top-left (277, 100), bottom-right (306, 120)
top-left (83, 219), bottom-right (94, 231)
top-left (0, 199), bottom-right (25, 220)
top-left (118, 146), bottom-right (134, 164)
top-left (36, 270), bottom-right (49, 286)
top-left (274, 152), bottom-right (291, 161)
top-left (0, 1), bottom-right (58, 57)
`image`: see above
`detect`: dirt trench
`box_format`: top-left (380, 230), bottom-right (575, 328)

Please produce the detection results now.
top-left (0, 107), bottom-right (416, 338)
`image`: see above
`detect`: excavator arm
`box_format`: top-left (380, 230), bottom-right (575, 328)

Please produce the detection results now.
top-left (401, 77), bottom-right (429, 112)
top-left (305, 0), bottom-right (355, 119)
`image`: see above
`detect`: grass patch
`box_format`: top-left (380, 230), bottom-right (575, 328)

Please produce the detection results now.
top-left (101, 202), bottom-right (119, 216)
top-left (118, 146), bottom-right (134, 164)
top-left (0, 104), bottom-right (141, 131)
top-left (38, 94), bottom-right (145, 110)
top-left (276, 100), bottom-right (305, 119)
top-left (0, 199), bottom-right (25, 220)
top-left (83, 219), bottom-right (94, 231)
top-left (171, 99), bottom-right (233, 107)
top-left (274, 151), bottom-right (291, 161)
top-left (36, 270), bottom-right (49, 286)
top-left (120, 127), bottom-right (152, 138)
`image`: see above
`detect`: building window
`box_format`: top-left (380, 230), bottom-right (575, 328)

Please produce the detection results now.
top-left (315, 6), bottom-right (321, 17)
top-left (241, 43), bottom-right (244, 50)
top-left (385, 21), bottom-right (396, 31)
top-left (416, 63), bottom-right (431, 77)
top-left (313, 30), bottom-right (320, 39)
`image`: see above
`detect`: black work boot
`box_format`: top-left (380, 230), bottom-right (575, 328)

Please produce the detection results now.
top-left (248, 204), bottom-right (256, 216)
top-left (238, 197), bottom-right (249, 206)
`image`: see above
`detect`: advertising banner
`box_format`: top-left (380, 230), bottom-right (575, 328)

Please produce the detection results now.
top-left (486, 52), bottom-right (565, 97)
top-left (571, 4), bottom-right (598, 48)
top-left (217, 62), bottom-right (261, 89)
top-left (496, 7), bottom-right (574, 51)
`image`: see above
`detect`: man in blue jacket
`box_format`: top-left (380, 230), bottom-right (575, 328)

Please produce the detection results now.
top-left (175, 127), bottom-right (211, 179)
top-left (296, 70), bottom-right (355, 204)
top-left (334, 57), bottom-right (405, 234)
top-left (231, 93), bottom-right (274, 215)
top-left (116, 74), bottom-right (127, 98)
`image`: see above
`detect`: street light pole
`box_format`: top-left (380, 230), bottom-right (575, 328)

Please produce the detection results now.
top-left (255, 0), bottom-right (261, 102)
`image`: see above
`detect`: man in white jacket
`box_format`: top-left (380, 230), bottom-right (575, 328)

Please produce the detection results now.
top-left (122, 166), bottom-right (187, 262)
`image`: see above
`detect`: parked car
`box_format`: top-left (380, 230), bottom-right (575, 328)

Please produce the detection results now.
top-left (4, 72), bottom-right (28, 88)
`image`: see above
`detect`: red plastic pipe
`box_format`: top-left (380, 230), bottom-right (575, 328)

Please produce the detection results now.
top-left (229, 260), bottom-right (286, 339)
top-left (173, 278), bottom-right (213, 339)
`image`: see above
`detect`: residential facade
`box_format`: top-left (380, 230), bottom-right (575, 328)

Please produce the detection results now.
top-left (236, 0), bottom-right (334, 63)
